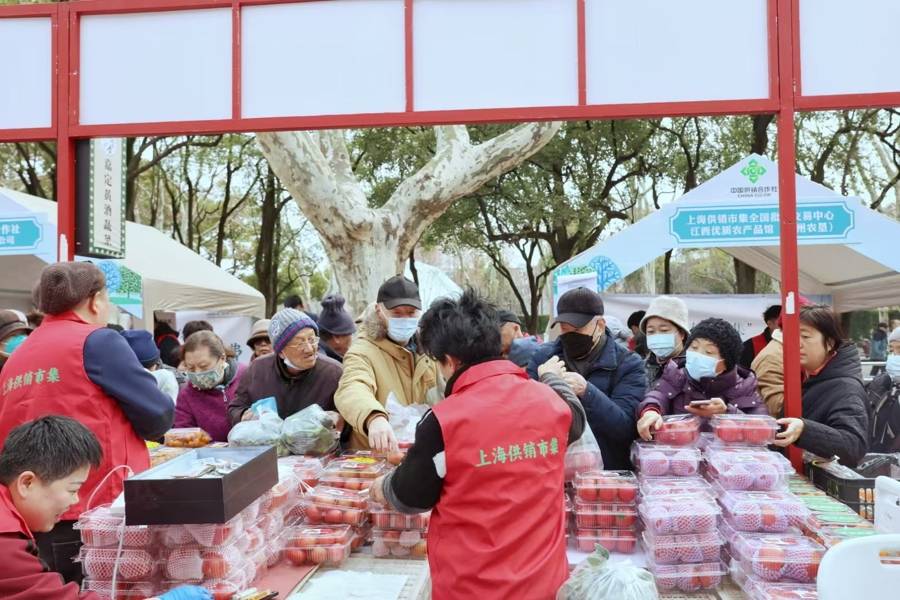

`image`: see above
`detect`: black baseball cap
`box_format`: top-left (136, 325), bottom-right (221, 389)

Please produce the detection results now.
top-left (377, 275), bottom-right (422, 310)
top-left (553, 287), bottom-right (604, 328)
top-left (497, 310), bottom-right (521, 326)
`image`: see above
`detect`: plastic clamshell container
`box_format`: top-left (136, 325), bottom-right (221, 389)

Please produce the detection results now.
top-left (300, 498), bottom-right (368, 527)
top-left (573, 470), bottom-right (638, 503)
top-left (630, 443), bottom-right (701, 477)
top-left (574, 528), bottom-right (638, 554)
top-left (709, 414), bottom-right (779, 446)
top-left (82, 579), bottom-right (160, 599)
top-left (730, 532), bottom-right (825, 584)
top-left (638, 476), bottom-right (714, 499)
top-left (371, 529), bottom-right (428, 559)
top-left (77, 548), bottom-right (159, 582)
top-left (654, 414), bottom-right (701, 446)
top-left (369, 504), bottom-right (430, 530)
top-left (648, 559), bottom-right (727, 593)
top-left (75, 505), bottom-right (155, 549)
top-left (638, 494), bottom-right (721, 535)
top-left (163, 427), bottom-right (212, 448)
top-left (323, 456), bottom-right (387, 480)
top-left (718, 489), bottom-right (810, 533)
top-left (642, 529), bottom-right (723, 564)
top-left (573, 499), bottom-right (639, 529)
top-left (704, 447), bottom-right (793, 491)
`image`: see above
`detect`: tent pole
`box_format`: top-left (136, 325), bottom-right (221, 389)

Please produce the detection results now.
top-left (56, 3), bottom-right (75, 261)
top-left (776, 0), bottom-right (803, 470)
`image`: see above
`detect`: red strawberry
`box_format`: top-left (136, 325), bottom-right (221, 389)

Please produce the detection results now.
top-left (752, 545), bottom-right (786, 581)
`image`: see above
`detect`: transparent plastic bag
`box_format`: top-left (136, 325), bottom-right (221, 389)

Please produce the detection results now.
top-left (557, 546), bottom-right (658, 600)
top-left (280, 404), bottom-right (339, 456)
top-left (227, 411), bottom-right (283, 448)
top-left (386, 392), bottom-right (429, 444)
top-left (565, 415), bottom-right (603, 482)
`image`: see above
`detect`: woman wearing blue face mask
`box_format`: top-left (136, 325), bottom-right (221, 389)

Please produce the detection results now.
top-left (639, 296), bottom-right (690, 384)
top-left (636, 318), bottom-right (767, 441)
top-left (867, 326), bottom-right (900, 453)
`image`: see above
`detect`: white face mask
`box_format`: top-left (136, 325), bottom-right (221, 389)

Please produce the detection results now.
top-left (887, 355), bottom-right (900, 381)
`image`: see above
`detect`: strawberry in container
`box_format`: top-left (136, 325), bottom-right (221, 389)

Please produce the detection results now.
top-left (718, 489), bottom-right (810, 533)
top-left (78, 547), bottom-right (158, 582)
top-left (372, 529), bottom-right (428, 559)
top-left (280, 524), bottom-right (354, 566)
top-left (369, 503), bottom-right (430, 530)
top-left (574, 528), bottom-right (638, 554)
top-left (573, 470), bottom-right (638, 504)
top-left (648, 559), bottom-right (726, 592)
top-left (639, 493), bottom-right (720, 535)
top-left (301, 486), bottom-right (369, 526)
top-left (643, 529), bottom-right (723, 564)
top-left (710, 414), bottom-right (779, 446)
top-left (638, 476), bottom-right (713, 500)
top-left (704, 447), bottom-right (793, 491)
top-left (573, 500), bottom-right (638, 529)
top-left (653, 414), bottom-right (701, 446)
top-left (631, 442), bottom-right (700, 477)
top-left (75, 505), bottom-right (155, 549)
top-left (730, 531), bottom-right (825, 583)
top-left (163, 542), bottom-right (247, 582)
top-left (81, 579), bottom-right (159, 600)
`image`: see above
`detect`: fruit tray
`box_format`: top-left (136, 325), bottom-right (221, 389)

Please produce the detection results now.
top-left (638, 476), bottom-right (713, 499)
top-left (163, 427), bottom-right (212, 448)
top-left (730, 532), bottom-right (825, 583)
top-left (77, 548), bottom-right (159, 582)
top-left (75, 505), bottom-right (155, 549)
top-left (718, 489), bottom-right (810, 533)
top-left (642, 530), bottom-right (723, 564)
top-left (372, 529), bottom-right (428, 559)
top-left (280, 524), bottom-right (354, 566)
top-left (648, 559), bottom-right (727, 592)
top-left (653, 414), bottom-right (701, 446)
top-left (710, 414), bottom-right (779, 446)
top-left (573, 499), bottom-right (638, 529)
top-left (704, 447), bottom-right (793, 491)
top-left (574, 528), bottom-right (638, 554)
top-left (323, 456), bottom-right (388, 480)
top-left (573, 470), bottom-right (638, 503)
top-left (299, 498), bottom-right (368, 527)
top-left (630, 443), bottom-right (701, 477)
top-left (638, 494), bottom-right (720, 535)
top-left (369, 504), bottom-right (430, 530)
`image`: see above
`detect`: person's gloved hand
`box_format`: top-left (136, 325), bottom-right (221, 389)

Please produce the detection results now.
top-left (159, 586), bottom-right (213, 600)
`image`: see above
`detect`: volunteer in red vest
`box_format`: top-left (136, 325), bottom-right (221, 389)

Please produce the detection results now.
top-left (738, 304), bottom-right (781, 369)
top-left (370, 289), bottom-right (586, 600)
top-left (0, 262), bottom-right (174, 584)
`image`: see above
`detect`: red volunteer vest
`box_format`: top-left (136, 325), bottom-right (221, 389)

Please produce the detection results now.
top-left (429, 360), bottom-right (571, 600)
top-left (0, 313), bottom-right (150, 520)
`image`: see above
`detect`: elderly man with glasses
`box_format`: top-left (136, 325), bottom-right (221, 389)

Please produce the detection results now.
top-left (228, 308), bottom-right (343, 426)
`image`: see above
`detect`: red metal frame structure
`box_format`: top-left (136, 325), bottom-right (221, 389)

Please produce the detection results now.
top-left (2, 0), bottom-right (899, 467)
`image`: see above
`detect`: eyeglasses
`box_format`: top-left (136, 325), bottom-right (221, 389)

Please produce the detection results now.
top-left (286, 337), bottom-right (319, 351)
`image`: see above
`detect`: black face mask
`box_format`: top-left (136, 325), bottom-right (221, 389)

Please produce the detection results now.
top-left (560, 324), bottom-right (599, 359)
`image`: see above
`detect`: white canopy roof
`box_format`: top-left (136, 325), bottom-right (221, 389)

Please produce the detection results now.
top-left (0, 187), bottom-right (265, 328)
top-left (553, 155), bottom-right (900, 313)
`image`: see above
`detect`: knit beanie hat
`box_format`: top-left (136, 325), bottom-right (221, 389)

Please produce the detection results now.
top-left (268, 308), bottom-right (319, 354)
top-left (640, 295), bottom-right (690, 337)
top-left (318, 294), bottom-right (357, 336)
top-left (889, 327), bottom-right (900, 344)
top-left (33, 262), bottom-right (106, 316)
top-left (121, 330), bottom-right (161, 367)
top-left (686, 317), bottom-right (743, 372)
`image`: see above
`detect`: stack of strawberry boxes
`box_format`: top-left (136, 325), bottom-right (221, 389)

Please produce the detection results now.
top-left (571, 470), bottom-right (640, 555)
top-left (632, 415), bottom-right (728, 593)
top-left (704, 414), bottom-right (825, 600)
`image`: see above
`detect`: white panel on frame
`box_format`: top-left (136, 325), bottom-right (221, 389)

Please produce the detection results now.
top-left (79, 9), bottom-right (231, 125)
top-left (414, 0), bottom-right (578, 111)
top-left (585, 0), bottom-right (770, 104)
top-left (242, 0), bottom-right (405, 118)
top-left (0, 17), bottom-right (52, 129)
top-left (799, 0), bottom-right (900, 97)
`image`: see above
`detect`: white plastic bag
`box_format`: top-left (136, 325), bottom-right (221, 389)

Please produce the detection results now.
top-left (557, 546), bottom-right (658, 600)
top-left (385, 392), bottom-right (429, 444)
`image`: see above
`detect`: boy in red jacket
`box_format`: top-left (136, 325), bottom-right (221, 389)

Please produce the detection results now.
top-left (0, 416), bottom-right (209, 600)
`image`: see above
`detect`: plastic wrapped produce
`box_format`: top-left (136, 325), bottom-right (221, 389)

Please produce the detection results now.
top-left (705, 447), bottom-right (793, 491)
top-left (557, 545), bottom-right (659, 600)
top-left (639, 493), bottom-right (720, 535)
top-left (574, 470), bottom-right (638, 503)
top-left (653, 414), bottom-right (701, 446)
top-left (280, 404), bottom-right (339, 456)
top-left (631, 443), bottom-right (701, 477)
top-left (719, 489), bottom-right (810, 533)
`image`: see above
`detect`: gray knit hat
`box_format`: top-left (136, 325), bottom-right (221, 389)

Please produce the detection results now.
top-left (268, 309), bottom-right (318, 354)
top-left (640, 295), bottom-right (690, 337)
top-left (33, 262), bottom-right (106, 316)
top-left (890, 327), bottom-right (900, 344)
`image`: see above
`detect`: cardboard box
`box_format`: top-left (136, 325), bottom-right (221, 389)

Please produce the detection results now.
top-left (124, 446), bottom-right (277, 525)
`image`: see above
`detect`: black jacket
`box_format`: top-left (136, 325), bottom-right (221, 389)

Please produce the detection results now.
top-left (866, 373), bottom-right (900, 453)
top-left (797, 343), bottom-right (869, 467)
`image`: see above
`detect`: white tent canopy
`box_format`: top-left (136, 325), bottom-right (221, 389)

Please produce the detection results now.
top-left (0, 187), bottom-right (265, 328)
top-left (552, 155), bottom-right (900, 313)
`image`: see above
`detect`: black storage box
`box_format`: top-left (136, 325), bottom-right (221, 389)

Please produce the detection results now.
top-left (124, 446), bottom-right (277, 525)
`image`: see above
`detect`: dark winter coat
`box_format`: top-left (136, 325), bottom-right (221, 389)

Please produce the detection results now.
top-left (797, 342), bottom-right (869, 467)
top-left (527, 331), bottom-right (647, 470)
top-left (638, 358), bottom-right (767, 417)
top-left (866, 372), bottom-right (900, 453)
